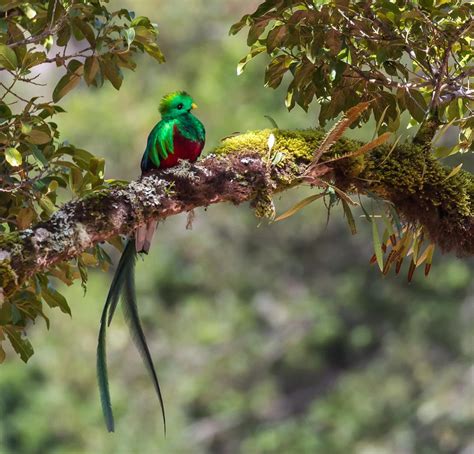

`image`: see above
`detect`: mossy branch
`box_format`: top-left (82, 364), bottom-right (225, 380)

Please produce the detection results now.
top-left (0, 129), bottom-right (472, 297)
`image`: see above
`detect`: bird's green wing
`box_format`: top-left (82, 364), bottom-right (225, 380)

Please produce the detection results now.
top-left (146, 119), bottom-right (176, 168)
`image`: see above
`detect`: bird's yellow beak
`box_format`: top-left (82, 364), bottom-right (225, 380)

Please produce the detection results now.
top-left (191, 102), bottom-right (198, 110)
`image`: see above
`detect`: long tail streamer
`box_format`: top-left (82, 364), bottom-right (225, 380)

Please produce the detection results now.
top-left (121, 248), bottom-right (167, 434)
top-left (97, 238), bottom-right (166, 434)
top-left (97, 296), bottom-right (115, 432)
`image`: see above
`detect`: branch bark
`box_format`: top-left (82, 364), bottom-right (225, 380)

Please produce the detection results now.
top-left (0, 129), bottom-right (472, 297)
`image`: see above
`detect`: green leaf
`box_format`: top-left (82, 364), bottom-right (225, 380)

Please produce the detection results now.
top-left (41, 285), bottom-right (72, 316)
top-left (22, 51), bottom-right (46, 70)
top-left (0, 101), bottom-right (12, 122)
top-left (72, 18), bottom-right (96, 46)
top-left (0, 303), bottom-right (12, 325)
top-left (264, 115), bottom-right (279, 129)
top-left (39, 196), bottom-right (56, 216)
top-left (388, 205), bottom-right (403, 237)
top-left (0, 44), bottom-right (18, 70)
top-left (89, 157), bottom-right (105, 179)
top-left (47, 0), bottom-right (65, 25)
top-left (229, 14), bottom-right (249, 35)
top-left (21, 122), bottom-right (32, 134)
top-left (236, 45), bottom-right (265, 75)
top-left (381, 210), bottom-right (394, 236)
top-left (275, 193), bottom-right (325, 221)
top-left (383, 61), bottom-right (398, 77)
top-left (446, 98), bottom-right (462, 121)
top-left (8, 22), bottom-right (26, 62)
top-left (4, 327), bottom-right (34, 363)
top-left (131, 16), bottom-right (152, 27)
top-left (101, 58), bottom-right (124, 90)
top-left (69, 147), bottom-right (95, 167)
top-left (133, 25), bottom-right (157, 44)
top-left (5, 147), bottom-right (22, 166)
top-left (359, 199), bottom-right (372, 224)
top-left (52, 61), bottom-right (84, 102)
top-left (84, 56), bottom-right (100, 86)
top-left (376, 47), bottom-right (390, 65)
top-left (371, 218), bottom-right (384, 272)
top-left (443, 163), bottom-right (462, 181)
top-left (143, 43), bottom-right (165, 63)
top-left (123, 28), bottom-right (136, 46)
top-left (341, 199), bottom-right (357, 234)
top-left (405, 89), bottom-right (427, 123)
top-left (27, 128), bottom-right (51, 145)
top-left (48, 180), bottom-right (59, 193)
top-left (69, 166), bottom-right (84, 193)
top-left (31, 147), bottom-right (49, 168)
top-left (53, 72), bottom-right (82, 102)
top-left (16, 207), bottom-right (36, 229)
top-left (57, 24), bottom-right (71, 47)
top-left (77, 257), bottom-right (89, 289)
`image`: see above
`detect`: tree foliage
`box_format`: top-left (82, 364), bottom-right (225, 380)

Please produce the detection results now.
top-left (230, 0), bottom-right (473, 284)
top-left (0, 0), bottom-right (164, 361)
top-left (232, 0), bottom-right (473, 150)
top-left (0, 0), bottom-right (472, 367)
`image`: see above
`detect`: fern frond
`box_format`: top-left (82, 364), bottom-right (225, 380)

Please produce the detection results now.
top-left (324, 132), bottom-right (392, 164)
top-left (312, 101), bottom-right (372, 164)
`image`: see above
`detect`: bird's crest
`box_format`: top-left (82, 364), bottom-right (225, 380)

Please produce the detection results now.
top-left (159, 91), bottom-right (192, 115)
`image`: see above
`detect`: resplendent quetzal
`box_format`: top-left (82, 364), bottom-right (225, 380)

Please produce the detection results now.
top-left (97, 91), bottom-right (205, 433)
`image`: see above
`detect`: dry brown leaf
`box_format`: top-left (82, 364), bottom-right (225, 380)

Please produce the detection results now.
top-left (324, 132), bottom-right (391, 164)
top-left (312, 101), bottom-right (372, 164)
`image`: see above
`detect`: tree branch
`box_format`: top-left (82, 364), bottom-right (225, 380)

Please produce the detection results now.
top-left (0, 129), bottom-right (472, 297)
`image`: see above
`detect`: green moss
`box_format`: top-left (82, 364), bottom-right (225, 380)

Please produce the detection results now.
top-left (0, 252), bottom-right (18, 296)
top-left (215, 129), bottom-right (321, 160)
top-left (252, 190), bottom-right (276, 220)
top-left (214, 128), bottom-right (365, 160)
top-left (0, 232), bottom-right (21, 249)
top-left (0, 262), bottom-right (17, 293)
top-left (214, 129), bottom-right (365, 187)
top-left (214, 129), bottom-right (473, 231)
top-left (365, 143), bottom-right (473, 217)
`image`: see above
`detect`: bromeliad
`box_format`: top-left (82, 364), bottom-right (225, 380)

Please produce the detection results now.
top-left (97, 91), bottom-right (205, 433)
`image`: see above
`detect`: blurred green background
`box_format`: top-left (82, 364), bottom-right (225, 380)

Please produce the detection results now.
top-left (1, 1), bottom-right (473, 453)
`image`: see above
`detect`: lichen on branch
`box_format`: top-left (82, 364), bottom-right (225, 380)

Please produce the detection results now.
top-left (0, 129), bottom-right (472, 298)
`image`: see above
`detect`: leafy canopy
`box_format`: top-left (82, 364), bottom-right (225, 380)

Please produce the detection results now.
top-left (228, 0), bottom-right (473, 292)
top-left (0, 0), bottom-right (164, 362)
top-left (231, 0), bottom-right (473, 153)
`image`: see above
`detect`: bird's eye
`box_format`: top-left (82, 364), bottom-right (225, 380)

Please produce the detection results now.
top-left (177, 103), bottom-right (183, 110)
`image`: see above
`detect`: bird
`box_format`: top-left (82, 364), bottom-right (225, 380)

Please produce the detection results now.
top-left (96, 91), bottom-right (205, 433)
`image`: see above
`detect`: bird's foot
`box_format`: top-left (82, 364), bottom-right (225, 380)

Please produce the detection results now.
top-left (167, 159), bottom-right (200, 182)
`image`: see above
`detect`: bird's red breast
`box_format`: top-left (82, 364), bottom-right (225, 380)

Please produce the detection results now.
top-left (158, 125), bottom-right (204, 169)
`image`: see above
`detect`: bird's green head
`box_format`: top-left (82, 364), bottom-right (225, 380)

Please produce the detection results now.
top-left (159, 91), bottom-right (197, 118)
